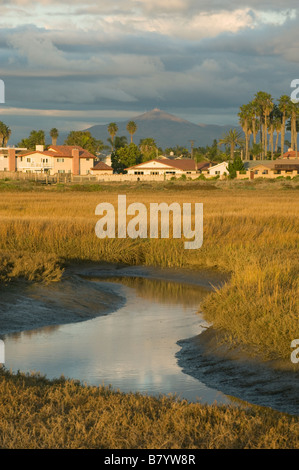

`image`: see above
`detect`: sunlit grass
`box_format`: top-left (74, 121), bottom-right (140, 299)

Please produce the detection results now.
top-left (0, 182), bottom-right (298, 361)
top-left (0, 369), bottom-right (297, 449)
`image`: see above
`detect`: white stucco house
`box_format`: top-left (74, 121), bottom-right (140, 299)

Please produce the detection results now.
top-left (207, 161), bottom-right (229, 177)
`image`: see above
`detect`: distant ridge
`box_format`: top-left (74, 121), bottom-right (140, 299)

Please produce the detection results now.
top-left (58, 108), bottom-right (240, 148)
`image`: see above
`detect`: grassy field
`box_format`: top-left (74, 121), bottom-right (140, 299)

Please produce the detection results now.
top-left (0, 178), bottom-right (298, 448)
top-left (0, 368), bottom-right (298, 449)
top-left (0, 178), bottom-right (298, 361)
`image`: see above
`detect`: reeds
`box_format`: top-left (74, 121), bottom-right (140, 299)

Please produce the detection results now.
top-left (0, 182), bottom-right (298, 361)
top-left (0, 369), bottom-right (297, 449)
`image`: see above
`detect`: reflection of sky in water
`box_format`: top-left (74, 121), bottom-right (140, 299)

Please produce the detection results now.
top-left (3, 278), bottom-right (230, 405)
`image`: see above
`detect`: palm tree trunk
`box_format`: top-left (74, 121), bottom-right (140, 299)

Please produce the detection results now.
top-left (281, 115), bottom-right (286, 156)
top-left (275, 129), bottom-right (280, 153)
top-left (264, 115), bottom-right (268, 158)
top-left (230, 143), bottom-right (235, 160)
top-left (270, 125), bottom-right (274, 160)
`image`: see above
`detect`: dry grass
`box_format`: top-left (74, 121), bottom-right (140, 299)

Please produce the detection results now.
top-left (0, 180), bottom-right (298, 449)
top-left (0, 181), bottom-right (298, 360)
top-left (0, 369), bottom-right (298, 449)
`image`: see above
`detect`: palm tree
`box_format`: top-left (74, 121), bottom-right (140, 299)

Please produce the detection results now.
top-left (107, 123), bottom-right (118, 151)
top-left (238, 103), bottom-right (253, 160)
top-left (288, 101), bottom-right (299, 155)
top-left (268, 105), bottom-right (282, 159)
top-left (219, 129), bottom-right (244, 160)
top-left (278, 95), bottom-right (292, 156)
top-left (253, 91), bottom-right (274, 158)
top-left (0, 121), bottom-right (11, 147)
top-left (50, 128), bottom-right (59, 146)
top-left (126, 121), bottom-right (137, 143)
top-left (274, 115), bottom-right (282, 153)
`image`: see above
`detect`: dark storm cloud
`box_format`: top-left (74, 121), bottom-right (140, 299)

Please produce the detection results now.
top-left (0, 0), bottom-right (298, 144)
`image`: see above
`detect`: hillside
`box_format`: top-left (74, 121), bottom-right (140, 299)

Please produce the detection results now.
top-left (59, 109), bottom-right (239, 149)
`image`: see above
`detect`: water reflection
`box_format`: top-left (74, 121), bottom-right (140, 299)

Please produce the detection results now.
top-left (2, 271), bottom-right (230, 405)
top-left (85, 276), bottom-right (208, 307)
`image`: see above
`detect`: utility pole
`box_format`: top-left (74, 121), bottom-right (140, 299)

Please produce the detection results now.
top-left (189, 140), bottom-right (195, 159)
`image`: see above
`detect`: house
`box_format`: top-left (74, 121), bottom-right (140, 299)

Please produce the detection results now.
top-left (2, 145), bottom-right (97, 175)
top-left (0, 147), bottom-right (27, 172)
top-left (90, 161), bottom-right (113, 175)
top-left (280, 148), bottom-right (299, 159)
top-left (237, 159), bottom-right (299, 179)
top-left (206, 161), bottom-right (228, 177)
top-left (125, 158), bottom-right (211, 176)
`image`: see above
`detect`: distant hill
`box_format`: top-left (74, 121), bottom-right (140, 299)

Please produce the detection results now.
top-left (58, 108), bottom-right (240, 149)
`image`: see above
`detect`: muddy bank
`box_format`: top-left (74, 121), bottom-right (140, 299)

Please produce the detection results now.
top-left (0, 271), bottom-right (126, 336)
top-left (0, 261), bottom-right (225, 337)
top-left (176, 327), bottom-right (299, 416)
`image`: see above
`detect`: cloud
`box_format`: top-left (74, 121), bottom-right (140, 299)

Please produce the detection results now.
top-left (1, 0), bottom-right (299, 144)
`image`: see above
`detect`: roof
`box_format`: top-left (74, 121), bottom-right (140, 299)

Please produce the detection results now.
top-left (48, 145), bottom-right (96, 159)
top-left (244, 160), bottom-right (275, 170)
top-left (208, 161), bottom-right (228, 170)
top-left (92, 161), bottom-right (113, 171)
top-left (280, 150), bottom-right (299, 159)
top-left (244, 159), bottom-right (299, 170)
top-left (18, 145), bottom-right (96, 159)
top-left (125, 158), bottom-right (209, 172)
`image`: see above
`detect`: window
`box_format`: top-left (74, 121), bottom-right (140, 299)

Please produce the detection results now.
top-left (57, 158), bottom-right (64, 163)
top-left (58, 170), bottom-right (65, 174)
top-left (26, 158), bottom-right (31, 163)
top-left (86, 158), bottom-right (90, 161)
top-left (262, 170), bottom-right (268, 175)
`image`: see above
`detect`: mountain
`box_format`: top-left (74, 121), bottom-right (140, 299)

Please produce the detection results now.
top-left (58, 108), bottom-right (239, 149)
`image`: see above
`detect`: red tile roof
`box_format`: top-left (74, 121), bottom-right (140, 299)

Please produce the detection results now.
top-left (18, 146), bottom-right (96, 159)
top-left (92, 161), bottom-right (113, 171)
top-left (280, 150), bottom-right (299, 159)
top-left (48, 145), bottom-right (96, 159)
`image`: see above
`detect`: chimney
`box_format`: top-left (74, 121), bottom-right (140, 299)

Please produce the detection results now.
top-left (8, 149), bottom-right (16, 172)
top-left (36, 145), bottom-right (44, 152)
top-left (72, 148), bottom-right (80, 175)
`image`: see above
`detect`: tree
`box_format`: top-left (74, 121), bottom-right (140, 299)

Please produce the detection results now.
top-left (0, 121), bottom-right (11, 146)
top-left (268, 105), bottom-right (282, 160)
top-left (111, 143), bottom-right (142, 173)
top-left (253, 91), bottom-right (274, 158)
top-left (139, 138), bottom-right (158, 161)
top-left (278, 95), bottom-right (292, 157)
top-left (228, 155), bottom-right (245, 179)
top-left (239, 103), bottom-right (253, 160)
top-left (288, 101), bottom-right (299, 154)
top-left (126, 121), bottom-right (137, 143)
top-left (250, 142), bottom-right (262, 160)
top-left (107, 123), bottom-right (118, 151)
top-left (18, 130), bottom-right (45, 149)
top-left (50, 128), bottom-right (59, 146)
top-left (219, 129), bottom-right (244, 160)
top-left (64, 131), bottom-right (104, 155)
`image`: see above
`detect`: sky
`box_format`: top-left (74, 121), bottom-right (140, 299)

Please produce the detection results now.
top-left (0, 0), bottom-right (299, 145)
